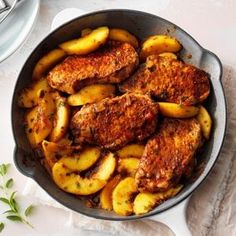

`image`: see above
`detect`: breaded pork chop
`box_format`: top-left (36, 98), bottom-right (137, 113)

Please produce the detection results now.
top-left (120, 55), bottom-right (210, 105)
top-left (47, 42), bottom-right (139, 94)
top-left (70, 93), bottom-right (158, 150)
top-left (135, 118), bottom-right (202, 193)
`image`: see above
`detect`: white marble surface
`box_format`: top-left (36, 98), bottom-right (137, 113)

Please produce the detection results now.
top-left (0, 0), bottom-right (236, 235)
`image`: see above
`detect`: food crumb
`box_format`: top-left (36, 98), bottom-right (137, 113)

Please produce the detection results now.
top-left (187, 54), bottom-right (192, 59)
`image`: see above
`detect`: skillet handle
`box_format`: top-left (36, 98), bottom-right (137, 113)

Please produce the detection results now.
top-left (51, 8), bottom-right (87, 31)
top-left (14, 146), bottom-right (36, 178)
top-left (200, 50), bottom-right (223, 81)
top-left (149, 197), bottom-right (191, 236)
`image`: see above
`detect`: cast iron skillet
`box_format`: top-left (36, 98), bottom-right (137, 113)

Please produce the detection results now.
top-left (11, 9), bottom-right (226, 220)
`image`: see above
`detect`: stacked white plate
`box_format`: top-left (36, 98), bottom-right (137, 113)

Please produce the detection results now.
top-left (0, 0), bottom-right (40, 62)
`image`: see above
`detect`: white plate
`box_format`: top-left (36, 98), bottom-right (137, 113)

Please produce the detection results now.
top-left (0, 0), bottom-right (40, 62)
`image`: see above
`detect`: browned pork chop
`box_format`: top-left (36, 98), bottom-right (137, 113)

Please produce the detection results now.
top-left (120, 55), bottom-right (210, 105)
top-left (135, 118), bottom-right (202, 192)
top-left (47, 42), bottom-right (139, 94)
top-left (70, 93), bottom-right (158, 150)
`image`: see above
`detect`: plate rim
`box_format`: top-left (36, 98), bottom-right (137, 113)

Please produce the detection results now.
top-left (0, 0), bottom-right (40, 63)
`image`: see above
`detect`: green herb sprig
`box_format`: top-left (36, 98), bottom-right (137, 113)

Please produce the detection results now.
top-left (0, 164), bottom-right (34, 230)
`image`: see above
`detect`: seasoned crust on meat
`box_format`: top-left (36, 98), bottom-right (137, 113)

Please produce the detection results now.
top-left (70, 93), bottom-right (158, 150)
top-left (47, 42), bottom-right (139, 94)
top-left (120, 55), bottom-right (210, 105)
top-left (135, 118), bottom-right (202, 192)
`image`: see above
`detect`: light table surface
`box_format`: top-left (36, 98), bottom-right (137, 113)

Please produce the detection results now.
top-left (0, 0), bottom-right (236, 235)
